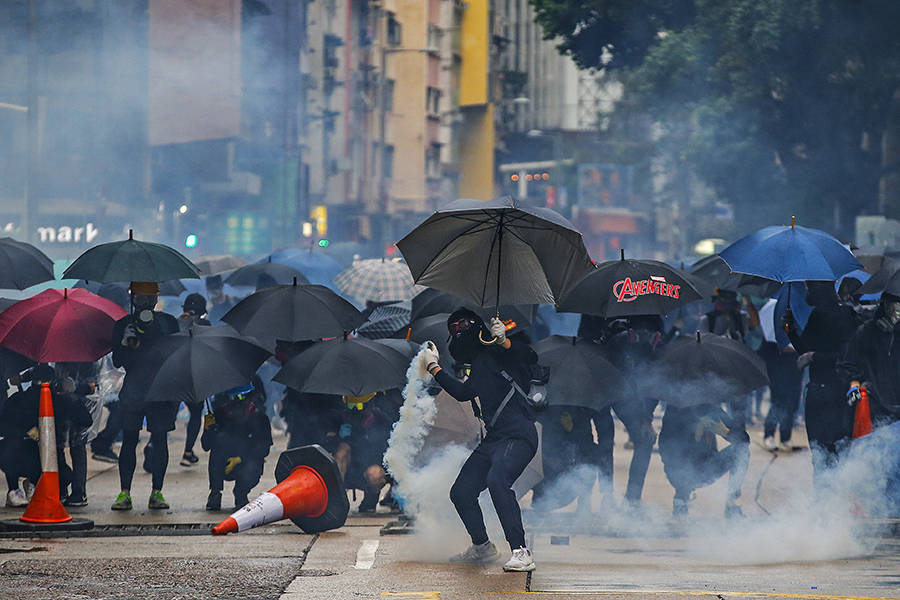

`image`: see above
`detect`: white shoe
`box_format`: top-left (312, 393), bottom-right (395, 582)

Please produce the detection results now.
top-left (763, 436), bottom-right (778, 451)
top-left (6, 489), bottom-right (28, 507)
top-left (503, 547), bottom-right (535, 572)
top-left (778, 440), bottom-right (794, 452)
top-left (449, 542), bottom-right (500, 563)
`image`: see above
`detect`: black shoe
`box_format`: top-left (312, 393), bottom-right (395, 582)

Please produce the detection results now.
top-left (358, 489), bottom-right (379, 513)
top-left (180, 451), bottom-right (199, 467)
top-left (92, 449), bottom-right (118, 463)
top-left (142, 444), bottom-right (153, 473)
top-left (64, 495), bottom-right (88, 507)
top-left (206, 491), bottom-right (222, 511)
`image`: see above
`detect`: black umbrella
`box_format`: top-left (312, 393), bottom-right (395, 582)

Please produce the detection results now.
top-left (410, 287), bottom-right (535, 332)
top-left (192, 254), bottom-right (244, 276)
top-left (396, 196), bottom-right (595, 309)
top-left (397, 313), bottom-right (454, 372)
top-left (653, 332), bottom-right (769, 407)
top-left (62, 230), bottom-right (201, 283)
top-left (857, 257), bottom-right (900, 296)
top-left (141, 324), bottom-right (272, 405)
top-left (221, 281), bottom-right (366, 342)
top-left (224, 259), bottom-right (309, 288)
top-left (557, 249), bottom-right (703, 317)
top-left (531, 335), bottom-right (623, 411)
top-left (0, 238), bottom-right (55, 290)
top-left (0, 346), bottom-right (36, 382)
top-left (273, 336), bottom-right (412, 396)
top-left (689, 255), bottom-right (782, 298)
top-left (356, 301), bottom-right (412, 340)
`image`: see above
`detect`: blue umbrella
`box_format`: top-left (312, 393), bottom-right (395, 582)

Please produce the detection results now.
top-left (718, 217), bottom-right (862, 283)
top-left (772, 282), bottom-right (814, 349)
top-left (261, 247), bottom-right (344, 290)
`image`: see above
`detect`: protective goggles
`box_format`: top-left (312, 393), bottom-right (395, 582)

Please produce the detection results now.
top-left (449, 317), bottom-right (477, 336)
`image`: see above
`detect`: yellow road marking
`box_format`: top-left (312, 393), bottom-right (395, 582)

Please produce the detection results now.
top-left (516, 589), bottom-right (899, 600)
top-left (380, 593), bottom-right (441, 599)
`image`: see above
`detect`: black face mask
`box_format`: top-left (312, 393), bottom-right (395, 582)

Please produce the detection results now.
top-left (449, 326), bottom-right (483, 364)
top-left (133, 295), bottom-right (157, 312)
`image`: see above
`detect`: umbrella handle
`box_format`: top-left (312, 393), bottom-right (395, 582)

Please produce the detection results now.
top-left (478, 330), bottom-right (499, 345)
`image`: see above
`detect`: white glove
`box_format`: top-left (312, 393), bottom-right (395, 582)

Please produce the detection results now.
top-left (121, 323), bottom-right (139, 346)
top-left (422, 341), bottom-right (440, 374)
top-left (490, 317), bottom-right (507, 344)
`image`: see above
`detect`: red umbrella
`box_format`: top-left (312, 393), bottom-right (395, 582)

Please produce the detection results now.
top-left (0, 288), bottom-right (128, 363)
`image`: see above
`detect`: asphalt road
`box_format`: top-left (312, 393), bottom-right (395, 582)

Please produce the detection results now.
top-left (1, 405), bottom-right (898, 600)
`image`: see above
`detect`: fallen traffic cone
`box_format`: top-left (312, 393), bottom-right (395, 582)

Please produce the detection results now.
top-left (212, 445), bottom-right (349, 535)
top-left (20, 382), bottom-right (72, 525)
top-left (0, 382), bottom-right (93, 532)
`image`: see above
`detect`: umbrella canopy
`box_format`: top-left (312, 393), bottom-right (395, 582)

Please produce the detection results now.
top-left (771, 281), bottom-right (814, 348)
top-left (333, 258), bottom-right (422, 302)
top-left (62, 230), bottom-right (201, 283)
top-left (262, 247), bottom-right (344, 288)
top-left (224, 260), bottom-right (309, 288)
top-left (356, 301), bottom-right (412, 339)
top-left (396, 196), bottom-right (594, 308)
top-left (557, 249), bottom-right (703, 317)
top-left (0, 346), bottom-right (36, 382)
top-left (0, 288), bottom-right (128, 363)
top-left (0, 238), bottom-right (55, 290)
top-left (192, 254), bottom-right (244, 276)
top-left (221, 281), bottom-right (366, 342)
top-left (273, 336), bottom-right (412, 396)
top-left (141, 325), bottom-right (272, 404)
top-left (654, 332), bottom-right (769, 407)
top-left (717, 218), bottom-right (862, 283)
top-left (398, 313), bottom-right (455, 372)
top-left (689, 255), bottom-right (782, 298)
top-left (531, 335), bottom-right (623, 411)
top-left (410, 287), bottom-right (535, 331)
top-left (858, 257), bottom-right (900, 296)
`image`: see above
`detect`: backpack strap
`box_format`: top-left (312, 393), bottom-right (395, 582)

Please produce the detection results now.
top-left (488, 383), bottom-right (518, 430)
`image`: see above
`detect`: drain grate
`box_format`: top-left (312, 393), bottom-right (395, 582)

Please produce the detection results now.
top-left (0, 523), bottom-right (218, 539)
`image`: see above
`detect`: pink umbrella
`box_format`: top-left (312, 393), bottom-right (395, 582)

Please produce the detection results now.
top-left (0, 288), bottom-right (128, 363)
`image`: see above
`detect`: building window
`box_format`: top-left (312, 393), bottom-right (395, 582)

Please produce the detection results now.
top-left (426, 87), bottom-right (441, 116)
top-left (384, 79), bottom-right (395, 112)
top-left (425, 144), bottom-right (441, 178)
top-left (383, 145), bottom-right (394, 179)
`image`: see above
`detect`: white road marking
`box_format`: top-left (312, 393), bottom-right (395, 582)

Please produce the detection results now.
top-left (355, 539), bottom-right (380, 569)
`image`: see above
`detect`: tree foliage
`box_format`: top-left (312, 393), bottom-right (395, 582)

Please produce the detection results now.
top-left (530, 0), bottom-right (900, 235)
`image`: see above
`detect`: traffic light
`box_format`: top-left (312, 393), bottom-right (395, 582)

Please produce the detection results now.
top-left (185, 234), bottom-right (198, 248)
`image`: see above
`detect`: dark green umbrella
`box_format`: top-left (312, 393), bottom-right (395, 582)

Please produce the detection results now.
top-left (62, 230), bottom-right (200, 283)
top-left (0, 238), bottom-right (55, 290)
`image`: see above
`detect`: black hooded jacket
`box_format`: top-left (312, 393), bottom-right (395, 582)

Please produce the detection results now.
top-left (839, 316), bottom-right (900, 417)
top-left (787, 300), bottom-right (860, 385)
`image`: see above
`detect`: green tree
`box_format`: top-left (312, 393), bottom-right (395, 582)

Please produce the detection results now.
top-left (530, 0), bottom-right (900, 236)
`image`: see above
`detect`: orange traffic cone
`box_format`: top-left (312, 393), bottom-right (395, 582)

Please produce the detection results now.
top-left (212, 445), bottom-right (349, 535)
top-left (853, 385), bottom-right (873, 440)
top-left (20, 382), bottom-right (72, 525)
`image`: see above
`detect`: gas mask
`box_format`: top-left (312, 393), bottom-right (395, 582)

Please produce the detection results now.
top-left (886, 301), bottom-right (900, 325)
top-left (133, 294), bottom-right (157, 312)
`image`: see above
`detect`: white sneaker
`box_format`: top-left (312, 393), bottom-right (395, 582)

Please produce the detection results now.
top-left (763, 436), bottom-right (778, 451)
top-left (503, 547), bottom-right (536, 572)
top-left (449, 542), bottom-right (500, 563)
top-left (778, 440), bottom-right (794, 452)
top-left (6, 489), bottom-right (28, 507)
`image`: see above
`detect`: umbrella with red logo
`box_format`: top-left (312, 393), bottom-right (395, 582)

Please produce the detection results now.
top-left (0, 288), bottom-right (128, 363)
top-left (557, 249), bottom-right (702, 317)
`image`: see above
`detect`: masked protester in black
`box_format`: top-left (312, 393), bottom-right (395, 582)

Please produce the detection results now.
top-left (424, 308), bottom-right (538, 572)
top-left (110, 282), bottom-right (181, 511)
top-left (783, 280), bottom-right (860, 491)
top-left (839, 293), bottom-right (900, 430)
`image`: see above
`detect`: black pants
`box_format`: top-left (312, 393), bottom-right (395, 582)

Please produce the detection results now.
top-left (91, 401), bottom-right (122, 453)
top-left (184, 402), bottom-right (203, 454)
top-left (207, 436), bottom-right (264, 500)
top-left (614, 398), bottom-right (657, 502)
top-left (449, 422), bottom-right (537, 551)
top-left (805, 381), bottom-right (853, 489)
top-left (0, 438), bottom-right (41, 488)
top-left (119, 430), bottom-right (169, 491)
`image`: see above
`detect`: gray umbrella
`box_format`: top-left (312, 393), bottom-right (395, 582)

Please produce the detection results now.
top-left (531, 335), bottom-right (623, 411)
top-left (396, 196), bottom-right (594, 309)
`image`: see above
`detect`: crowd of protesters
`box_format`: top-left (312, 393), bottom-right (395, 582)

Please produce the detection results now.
top-left (1, 271), bottom-right (897, 555)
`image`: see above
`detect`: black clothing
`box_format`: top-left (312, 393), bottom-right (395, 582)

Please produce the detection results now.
top-left (788, 300), bottom-right (859, 485)
top-left (758, 342), bottom-right (803, 442)
top-left (281, 390), bottom-right (343, 452)
top-left (658, 403), bottom-right (750, 502)
top-left (532, 406), bottom-right (602, 512)
top-left (343, 390), bottom-right (402, 490)
top-left (840, 318), bottom-right (900, 426)
top-left (112, 311), bottom-right (180, 404)
top-left (433, 338), bottom-right (539, 551)
top-left (202, 395), bottom-right (272, 499)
